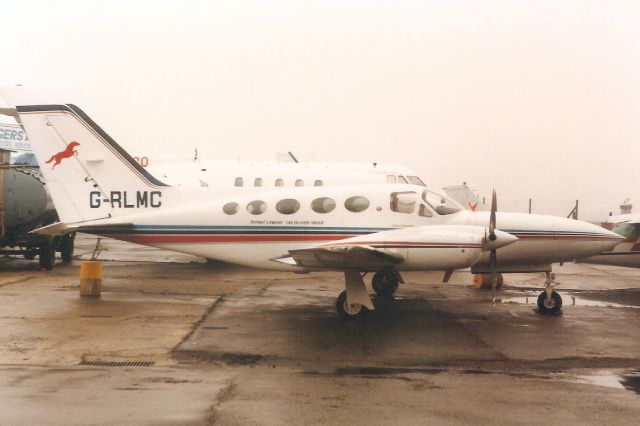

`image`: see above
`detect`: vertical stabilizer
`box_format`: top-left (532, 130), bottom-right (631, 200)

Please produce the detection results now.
top-left (16, 104), bottom-right (168, 223)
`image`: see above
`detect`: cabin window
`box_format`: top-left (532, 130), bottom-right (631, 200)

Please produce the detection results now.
top-left (390, 191), bottom-right (416, 214)
top-left (397, 176), bottom-right (408, 184)
top-left (295, 179), bottom-right (304, 187)
top-left (311, 197), bottom-right (336, 213)
top-left (234, 177), bottom-right (243, 187)
top-left (422, 190), bottom-right (461, 215)
top-left (419, 204), bottom-right (433, 217)
top-left (386, 175), bottom-right (397, 184)
top-left (276, 199), bottom-right (301, 215)
top-left (407, 176), bottom-right (426, 186)
top-left (345, 196), bottom-right (370, 213)
top-left (247, 200), bottom-right (267, 215)
top-left (254, 178), bottom-right (263, 187)
top-left (223, 202), bottom-right (239, 215)
top-left (275, 178), bottom-right (284, 187)
top-left (314, 180), bottom-right (323, 187)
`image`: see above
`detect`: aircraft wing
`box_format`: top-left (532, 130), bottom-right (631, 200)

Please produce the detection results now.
top-left (281, 245), bottom-right (404, 270)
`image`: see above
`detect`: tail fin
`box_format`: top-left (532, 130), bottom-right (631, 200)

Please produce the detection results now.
top-left (16, 104), bottom-right (169, 223)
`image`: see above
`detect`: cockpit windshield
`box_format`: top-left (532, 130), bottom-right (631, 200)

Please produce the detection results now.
top-left (611, 222), bottom-right (640, 240)
top-left (407, 176), bottom-right (426, 186)
top-left (422, 190), bottom-right (461, 215)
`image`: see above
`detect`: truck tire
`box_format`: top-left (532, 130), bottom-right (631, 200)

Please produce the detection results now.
top-left (39, 238), bottom-right (55, 270)
top-left (60, 233), bottom-right (75, 262)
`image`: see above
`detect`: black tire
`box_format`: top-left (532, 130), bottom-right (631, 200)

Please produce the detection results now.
top-left (372, 271), bottom-right (399, 296)
top-left (38, 238), bottom-right (55, 270)
top-left (60, 233), bottom-right (75, 262)
top-left (336, 290), bottom-right (368, 319)
top-left (537, 291), bottom-right (562, 314)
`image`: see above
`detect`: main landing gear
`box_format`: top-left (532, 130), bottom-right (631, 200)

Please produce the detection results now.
top-left (336, 269), bottom-right (402, 319)
top-left (372, 270), bottom-right (400, 297)
top-left (536, 272), bottom-right (563, 315)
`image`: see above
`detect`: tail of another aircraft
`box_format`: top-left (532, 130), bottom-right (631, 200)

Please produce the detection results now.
top-left (15, 104), bottom-right (170, 224)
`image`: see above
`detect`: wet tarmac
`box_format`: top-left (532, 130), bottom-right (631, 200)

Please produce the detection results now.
top-left (1, 234), bottom-right (640, 424)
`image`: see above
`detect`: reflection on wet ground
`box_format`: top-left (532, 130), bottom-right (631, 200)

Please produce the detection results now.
top-left (574, 370), bottom-right (640, 395)
top-left (500, 292), bottom-right (640, 309)
top-left (2, 235), bottom-right (640, 424)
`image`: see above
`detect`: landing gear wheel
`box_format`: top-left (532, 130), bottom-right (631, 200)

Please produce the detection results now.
top-left (372, 271), bottom-right (399, 297)
top-left (60, 233), bottom-right (75, 262)
top-left (537, 291), bottom-right (562, 314)
top-left (336, 290), bottom-right (368, 319)
top-left (38, 238), bottom-right (55, 270)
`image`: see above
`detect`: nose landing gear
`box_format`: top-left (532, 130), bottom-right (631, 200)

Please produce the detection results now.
top-left (537, 272), bottom-right (563, 315)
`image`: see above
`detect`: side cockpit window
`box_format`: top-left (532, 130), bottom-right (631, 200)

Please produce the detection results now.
top-left (422, 190), bottom-right (461, 215)
top-left (390, 191), bottom-right (416, 214)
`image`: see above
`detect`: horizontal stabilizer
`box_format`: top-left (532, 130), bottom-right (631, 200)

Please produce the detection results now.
top-left (31, 220), bottom-right (133, 236)
top-left (286, 245), bottom-right (404, 270)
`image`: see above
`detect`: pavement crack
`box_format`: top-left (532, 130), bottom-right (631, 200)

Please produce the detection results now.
top-left (171, 296), bottom-right (225, 353)
top-left (207, 378), bottom-right (237, 424)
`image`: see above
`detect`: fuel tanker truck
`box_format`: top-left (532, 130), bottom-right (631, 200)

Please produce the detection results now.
top-left (0, 160), bottom-right (74, 270)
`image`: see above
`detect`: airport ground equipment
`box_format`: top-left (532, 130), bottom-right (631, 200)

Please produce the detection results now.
top-left (0, 164), bottom-right (75, 269)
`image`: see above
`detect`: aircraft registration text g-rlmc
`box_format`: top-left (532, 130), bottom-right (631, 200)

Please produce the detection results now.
top-left (90, 191), bottom-right (162, 209)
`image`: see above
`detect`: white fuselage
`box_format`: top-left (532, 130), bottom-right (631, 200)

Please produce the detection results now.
top-left (580, 214), bottom-right (640, 268)
top-left (146, 159), bottom-right (425, 191)
top-left (90, 184), bottom-right (622, 271)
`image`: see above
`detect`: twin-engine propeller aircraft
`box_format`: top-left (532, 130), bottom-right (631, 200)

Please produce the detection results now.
top-left (5, 103), bottom-right (624, 318)
top-left (579, 214), bottom-right (640, 269)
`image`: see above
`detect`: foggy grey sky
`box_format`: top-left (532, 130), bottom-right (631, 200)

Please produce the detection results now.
top-left (3, 0), bottom-right (639, 220)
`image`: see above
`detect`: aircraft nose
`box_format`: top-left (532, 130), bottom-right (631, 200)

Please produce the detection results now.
top-left (557, 217), bottom-right (625, 255)
top-left (483, 229), bottom-right (519, 251)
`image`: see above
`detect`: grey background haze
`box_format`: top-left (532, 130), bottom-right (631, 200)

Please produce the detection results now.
top-left (2, 0), bottom-right (639, 220)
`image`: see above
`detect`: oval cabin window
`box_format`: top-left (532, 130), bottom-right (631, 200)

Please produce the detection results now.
top-left (223, 202), bottom-right (239, 215)
top-left (234, 177), bottom-right (244, 187)
top-left (247, 200), bottom-right (267, 215)
top-left (276, 199), bottom-right (300, 215)
top-left (254, 178), bottom-right (263, 187)
top-left (344, 196), bottom-right (370, 213)
top-left (311, 197), bottom-right (336, 213)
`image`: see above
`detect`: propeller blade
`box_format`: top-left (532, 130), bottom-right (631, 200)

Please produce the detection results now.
top-left (489, 190), bottom-right (497, 241)
top-left (490, 249), bottom-right (497, 301)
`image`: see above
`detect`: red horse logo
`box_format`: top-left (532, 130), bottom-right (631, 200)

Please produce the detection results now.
top-left (46, 141), bottom-right (80, 169)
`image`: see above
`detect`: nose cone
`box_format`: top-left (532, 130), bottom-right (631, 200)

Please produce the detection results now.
top-left (553, 216), bottom-right (625, 258)
top-left (484, 229), bottom-right (519, 251)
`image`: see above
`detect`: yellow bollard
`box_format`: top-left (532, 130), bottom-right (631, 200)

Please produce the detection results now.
top-left (472, 273), bottom-right (504, 289)
top-left (80, 261), bottom-right (102, 297)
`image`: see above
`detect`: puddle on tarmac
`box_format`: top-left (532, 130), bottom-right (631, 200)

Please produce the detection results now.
top-left (572, 370), bottom-right (640, 395)
top-left (500, 293), bottom-right (640, 309)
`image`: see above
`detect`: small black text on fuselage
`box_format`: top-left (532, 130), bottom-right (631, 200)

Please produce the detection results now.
top-left (90, 191), bottom-right (162, 208)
